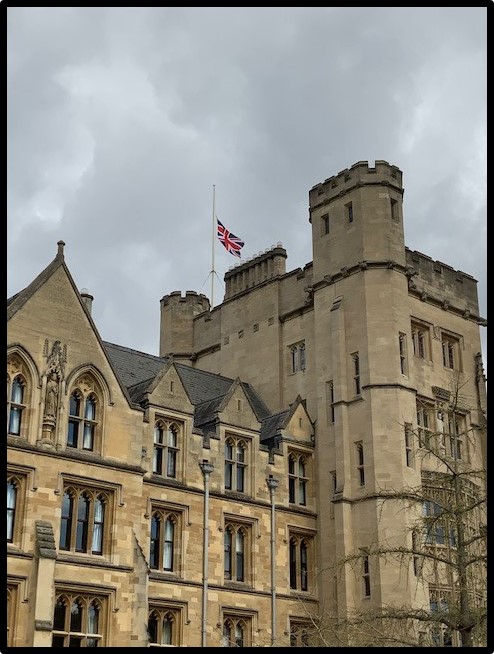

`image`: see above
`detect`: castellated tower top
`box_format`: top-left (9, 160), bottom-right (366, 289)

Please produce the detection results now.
top-left (309, 160), bottom-right (403, 209)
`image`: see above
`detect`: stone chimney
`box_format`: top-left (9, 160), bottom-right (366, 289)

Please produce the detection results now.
top-left (80, 288), bottom-right (94, 315)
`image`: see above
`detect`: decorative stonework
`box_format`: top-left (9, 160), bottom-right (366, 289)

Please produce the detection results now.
top-left (40, 340), bottom-right (67, 446)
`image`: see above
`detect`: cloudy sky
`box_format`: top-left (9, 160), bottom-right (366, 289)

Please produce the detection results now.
top-left (7, 7), bottom-right (487, 365)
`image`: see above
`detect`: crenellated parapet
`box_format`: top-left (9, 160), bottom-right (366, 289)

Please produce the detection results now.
top-left (405, 248), bottom-right (480, 317)
top-left (161, 290), bottom-right (210, 312)
top-left (309, 159), bottom-right (403, 209)
top-left (224, 244), bottom-right (287, 300)
top-left (159, 291), bottom-right (210, 357)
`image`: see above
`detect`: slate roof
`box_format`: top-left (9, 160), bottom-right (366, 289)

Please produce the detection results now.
top-left (104, 342), bottom-right (170, 389)
top-left (103, 342), bottom-right (272, 426)
top-left (259, 410), bottom-right (290, 444)
top-left (8, 244), bottom-right (282, 445)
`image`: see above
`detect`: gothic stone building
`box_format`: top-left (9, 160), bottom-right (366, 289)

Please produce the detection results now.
top-left (7, 160), bottom-right (487, 647)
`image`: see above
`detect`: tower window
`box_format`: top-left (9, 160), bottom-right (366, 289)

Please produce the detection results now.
top-left (321, 213), bottom-right (330, 235)
top-left (346, 202), bottom-right (353, 223)
top-left (390, 198), bottom-right (399, 221)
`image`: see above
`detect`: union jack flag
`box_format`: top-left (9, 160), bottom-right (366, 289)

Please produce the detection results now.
top-left (217, 219), bottom-right (245, 258)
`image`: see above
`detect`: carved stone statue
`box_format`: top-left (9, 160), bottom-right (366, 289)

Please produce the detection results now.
top-left (45, 371), bottom-right (59, 419)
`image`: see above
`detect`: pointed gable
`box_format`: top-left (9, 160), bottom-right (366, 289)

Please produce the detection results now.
top-left (215, 378), bottom-right (262, 431)
top-left (7, 241), bottom-right (134, 408)
top-left (277, 395), bottom-right (314, 445)
top-left (145, 362), bottom-right (194, 414)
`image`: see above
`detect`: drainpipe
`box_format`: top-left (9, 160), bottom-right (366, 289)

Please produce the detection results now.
top-left (199, 460), bottom-right (214, 647)
top-left (266, 475), bottom-right (279, 647)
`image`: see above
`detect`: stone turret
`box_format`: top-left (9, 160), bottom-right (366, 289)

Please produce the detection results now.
top-left (159, 291), bottom-right (210, 357)
top-left (309, 160), bottom-right (405, 283)
top-left (223, 244), bottom-right (287, 300)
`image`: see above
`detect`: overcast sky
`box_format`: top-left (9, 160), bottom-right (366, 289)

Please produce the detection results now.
top-left (7, 7), bottom-right (487, 367)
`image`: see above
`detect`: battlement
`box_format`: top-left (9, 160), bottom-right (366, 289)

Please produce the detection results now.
top-left (223, 244), bottom-right (287, 300)
top-left (309, 159), bottom-right (403, 207)
top-left (160, 290), bottom-right (210, 311)
top-left (405, 248), bottom-right (479, 315)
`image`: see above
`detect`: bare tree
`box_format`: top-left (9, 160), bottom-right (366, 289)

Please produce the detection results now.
top-left (291, 374), bottom-right (487, 647)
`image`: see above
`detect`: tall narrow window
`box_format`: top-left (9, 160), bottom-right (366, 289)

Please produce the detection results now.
top-left (444, 412), bottom-right (465, 460)
top-left (330, 470), bottom-right (337, 496)
top-left (289, 533), bottom-right (312, 592)
top-left (225, 436), bottom-right (248, 493)
top-left (290, 342), bottom-right (306, 373)
top-left (362, 554), bottom-right (371, 597)
top-left (321, 213), bottom-right (330, 235)
top-left (327, 380), bottom-right (335, 423)
top-left (390, 197), bottom-right (398, 221)
top-left (7, 479), bottom-right (17, 543)
top-left (411, 321), bottom-right (429, 360)
top-left (399, 333), bottom-right (408, 375)
top-left (441, 333), bottom-right (461, 371)
top-left (149, 508), bottom-right (180, 573)
top-left (8, 376), bottom-right (25, 436)
top-left (417, 402), bottom-right (434, 449)
top-left (346, 202), bottom-right (354, 223)
top-left (67, 391), bottom-right (98, 451)
top-left (404, 423), bottom-right (413, 467)
top-left (288, 451), bottom-right (310, 506)
top-left (356, 442), bottom-right (365, 486)
top-left (224, 521), bottom-right (250, 583)
top-left (352, 353), bottom-right (361, 395)
top-left (153, 420), bottom-right (180, 479)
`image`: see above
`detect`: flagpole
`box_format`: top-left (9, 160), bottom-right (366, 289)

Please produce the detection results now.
top-left (211, 185), bottom-right (216, 307)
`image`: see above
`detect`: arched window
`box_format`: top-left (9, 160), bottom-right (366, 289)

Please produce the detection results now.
top-left (224, 522), bottom-right (249, 583)
top-left (59, 486), bottom-right (110, 556)
top-left (222, 616), bottom-right (250, 647)
top-left (68, 389), bottom-right (99, 451)
top-left (289, 533), bottom-right (312, 592)
top-left (148, 606), bottom-right (182, 647)
top-left (7, 376), bottom-right (26, 436)
top-left (52, 592), bottom-right (104, 647)
top-left (149, 508), bottom-right (180, 573)
top-left (288, 451), bottom-right (309, 506)
top-left (225, 436), bottom-right (248, 493)
top-left (153, 421), bottom-right (180, 479)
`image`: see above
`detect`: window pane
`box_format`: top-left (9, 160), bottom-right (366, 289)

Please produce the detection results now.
top-left (88, 602), bottom-right (99, 633)
top-left (167, 450), bottom-right (176, 478)
top-left (225, 462), bottom-right (232, 490)
top-left (167, 427), bottom-right (177, 447)
top-left (76, 496), bottom-right (89, 552)
top-left (7, 481), bottom-right (16, 541)
top-left (153, 448), bottom-right (162, 475)
top-left (53, 599), bottom-right (66, 631)
top-left (83, 424), bottom-right (94, 450)
top-left (84, 397), bottom-right (96, 420)
top-left (236, 466), bottom-right (244, 492)
top-left (70, 394), bottom-right (81, 416)
top-left (60, 492), bottom-right (72, 550)
top-left (70, 600), bottom-right (82, 632)
top-left (67, 420), bottom-right (79, 447)
top-left (148, 615), bottom-right (158, 643)
top-left (8, 408), bottom-right (21, 435)
top-left (162, 618), bottom-right (173, 645)
top-left (11, 378), bottom-right (24, 403)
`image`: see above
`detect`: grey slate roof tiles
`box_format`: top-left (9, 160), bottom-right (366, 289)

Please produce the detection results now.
top-left (103, 342), bottom-right (273, 435)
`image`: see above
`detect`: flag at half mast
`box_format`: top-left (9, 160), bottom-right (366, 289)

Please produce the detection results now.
top-left (217, 219), bottom-right (245, 258)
